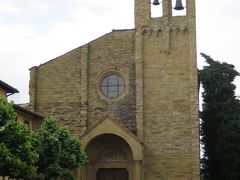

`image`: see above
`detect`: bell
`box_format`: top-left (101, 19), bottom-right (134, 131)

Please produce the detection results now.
top-left (174, 0), bottom-right (184, 10)
top-left (153, 0), bottom-right (160, 5)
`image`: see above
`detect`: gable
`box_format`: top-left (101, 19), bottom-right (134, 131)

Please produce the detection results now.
top-left (80, 116), bottom-right (143, 160)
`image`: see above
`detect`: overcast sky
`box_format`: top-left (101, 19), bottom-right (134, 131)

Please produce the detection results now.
top-left (0, 0), bottom-right (240, 103)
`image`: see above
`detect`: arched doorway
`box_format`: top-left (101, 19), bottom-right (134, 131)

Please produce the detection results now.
top-left (78, 117), bottom-right (143, 180)
top-left (85, 134), bottom-right (132, 180)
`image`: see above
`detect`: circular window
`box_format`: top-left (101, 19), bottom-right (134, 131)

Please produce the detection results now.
top-left (101, 74), bottom-right (125, 98)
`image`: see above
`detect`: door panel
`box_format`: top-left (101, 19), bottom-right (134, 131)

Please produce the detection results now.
top-left (97, 168), bottom-right (128, 180)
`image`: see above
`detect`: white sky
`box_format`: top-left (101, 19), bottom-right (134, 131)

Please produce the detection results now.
top-left (0, 0), bottom-right (240, 103)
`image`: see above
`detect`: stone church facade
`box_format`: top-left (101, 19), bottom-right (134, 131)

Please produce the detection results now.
top-left (28, 0), bottom-right (200, 179)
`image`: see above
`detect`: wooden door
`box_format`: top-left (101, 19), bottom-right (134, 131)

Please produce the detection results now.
top-left (97, 168), bottom-right (129, 180)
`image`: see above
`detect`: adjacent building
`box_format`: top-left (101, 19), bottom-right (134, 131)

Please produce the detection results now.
top-left (0, 80), bottom-right (43, 130)
top-left (0, 80), bottom-right (19, 97)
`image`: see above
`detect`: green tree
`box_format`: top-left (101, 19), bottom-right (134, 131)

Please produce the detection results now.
top-left (0, 97), bottom-right (38, 179)
top-left (0, 97), bottom-right (16, 127)
top-left (200, 53), bottom-right (240, 180)
top-left (35, 117), bottom-right (87, 180)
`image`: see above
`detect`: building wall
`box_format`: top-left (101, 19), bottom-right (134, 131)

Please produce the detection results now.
top-left (16, 113), bottom-right (33, 129)
top-left (0, 88), bottom-right (6, 97)
top-left (133, 0), bottom-right (199, 179)
top-left (29, 49), bottom-right (85, 136)
top-left (28, 0), bottom-right (199, 179)
top-left (13, 108), bottom-right (43, 131)
top-left (141, 29), bottom-right (199, 179)
top-left (30, 30), bottom-right (137, 136)
top-left (87, 30), bottom-right (136, 132)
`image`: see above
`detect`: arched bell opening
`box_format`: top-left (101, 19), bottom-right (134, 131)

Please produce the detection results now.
top-left (172, 0), bottom-right (186, 16)
top-left (151, 0), bottom-right (163, 18)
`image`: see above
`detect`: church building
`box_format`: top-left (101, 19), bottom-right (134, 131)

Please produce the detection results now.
top-left (28, 0), bottom-right (200, 179)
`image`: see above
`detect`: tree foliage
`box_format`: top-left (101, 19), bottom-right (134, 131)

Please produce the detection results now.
top-left (0, 97), bottom-right (17, 127)
top-left (0, 97), bottom-right (38, 179)
top-left (35, 117), bottom-right (87, 179)
top-left (200, 53), bottom-right (240, 180)
top-left (0, 98), bottom-right (87, 179)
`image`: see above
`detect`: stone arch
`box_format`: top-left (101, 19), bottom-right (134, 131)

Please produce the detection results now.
top-left (86, 134), bottom-right (133, 161)
top-left (81, 116), bottom-right (143, 160)
top-left (78, 117), bottom-right (143, 180)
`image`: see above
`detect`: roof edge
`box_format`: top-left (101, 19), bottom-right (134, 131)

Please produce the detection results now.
top-left (13, 104), bottom-right (44, 119)
top-left (29, 28), bottom-right (135, 70)
top-left (0, 80), bottom-right (19, 94)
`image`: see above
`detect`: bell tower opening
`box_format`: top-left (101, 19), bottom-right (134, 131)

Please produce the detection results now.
top-left (135, 0), bottom-right (192, 28)
top-left (151, 0), bottom-right (163, 18)
top-left (172, 0), bottom-right (186, 16)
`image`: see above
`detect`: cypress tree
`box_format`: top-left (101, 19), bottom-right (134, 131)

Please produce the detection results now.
top-left (200, 53), bottom-right (240, 180)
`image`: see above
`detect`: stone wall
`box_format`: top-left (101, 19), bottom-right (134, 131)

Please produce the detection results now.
top-left (29, 48), bottom-right (85, 136)
top-left (29, 30), bottom-right (138, 136)
top-left (134, 0), bottom-right (199, 179)
top-left (87, 30), bottom-right (137, 133)
top-left (141, 28), bottom-right (198, 179)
